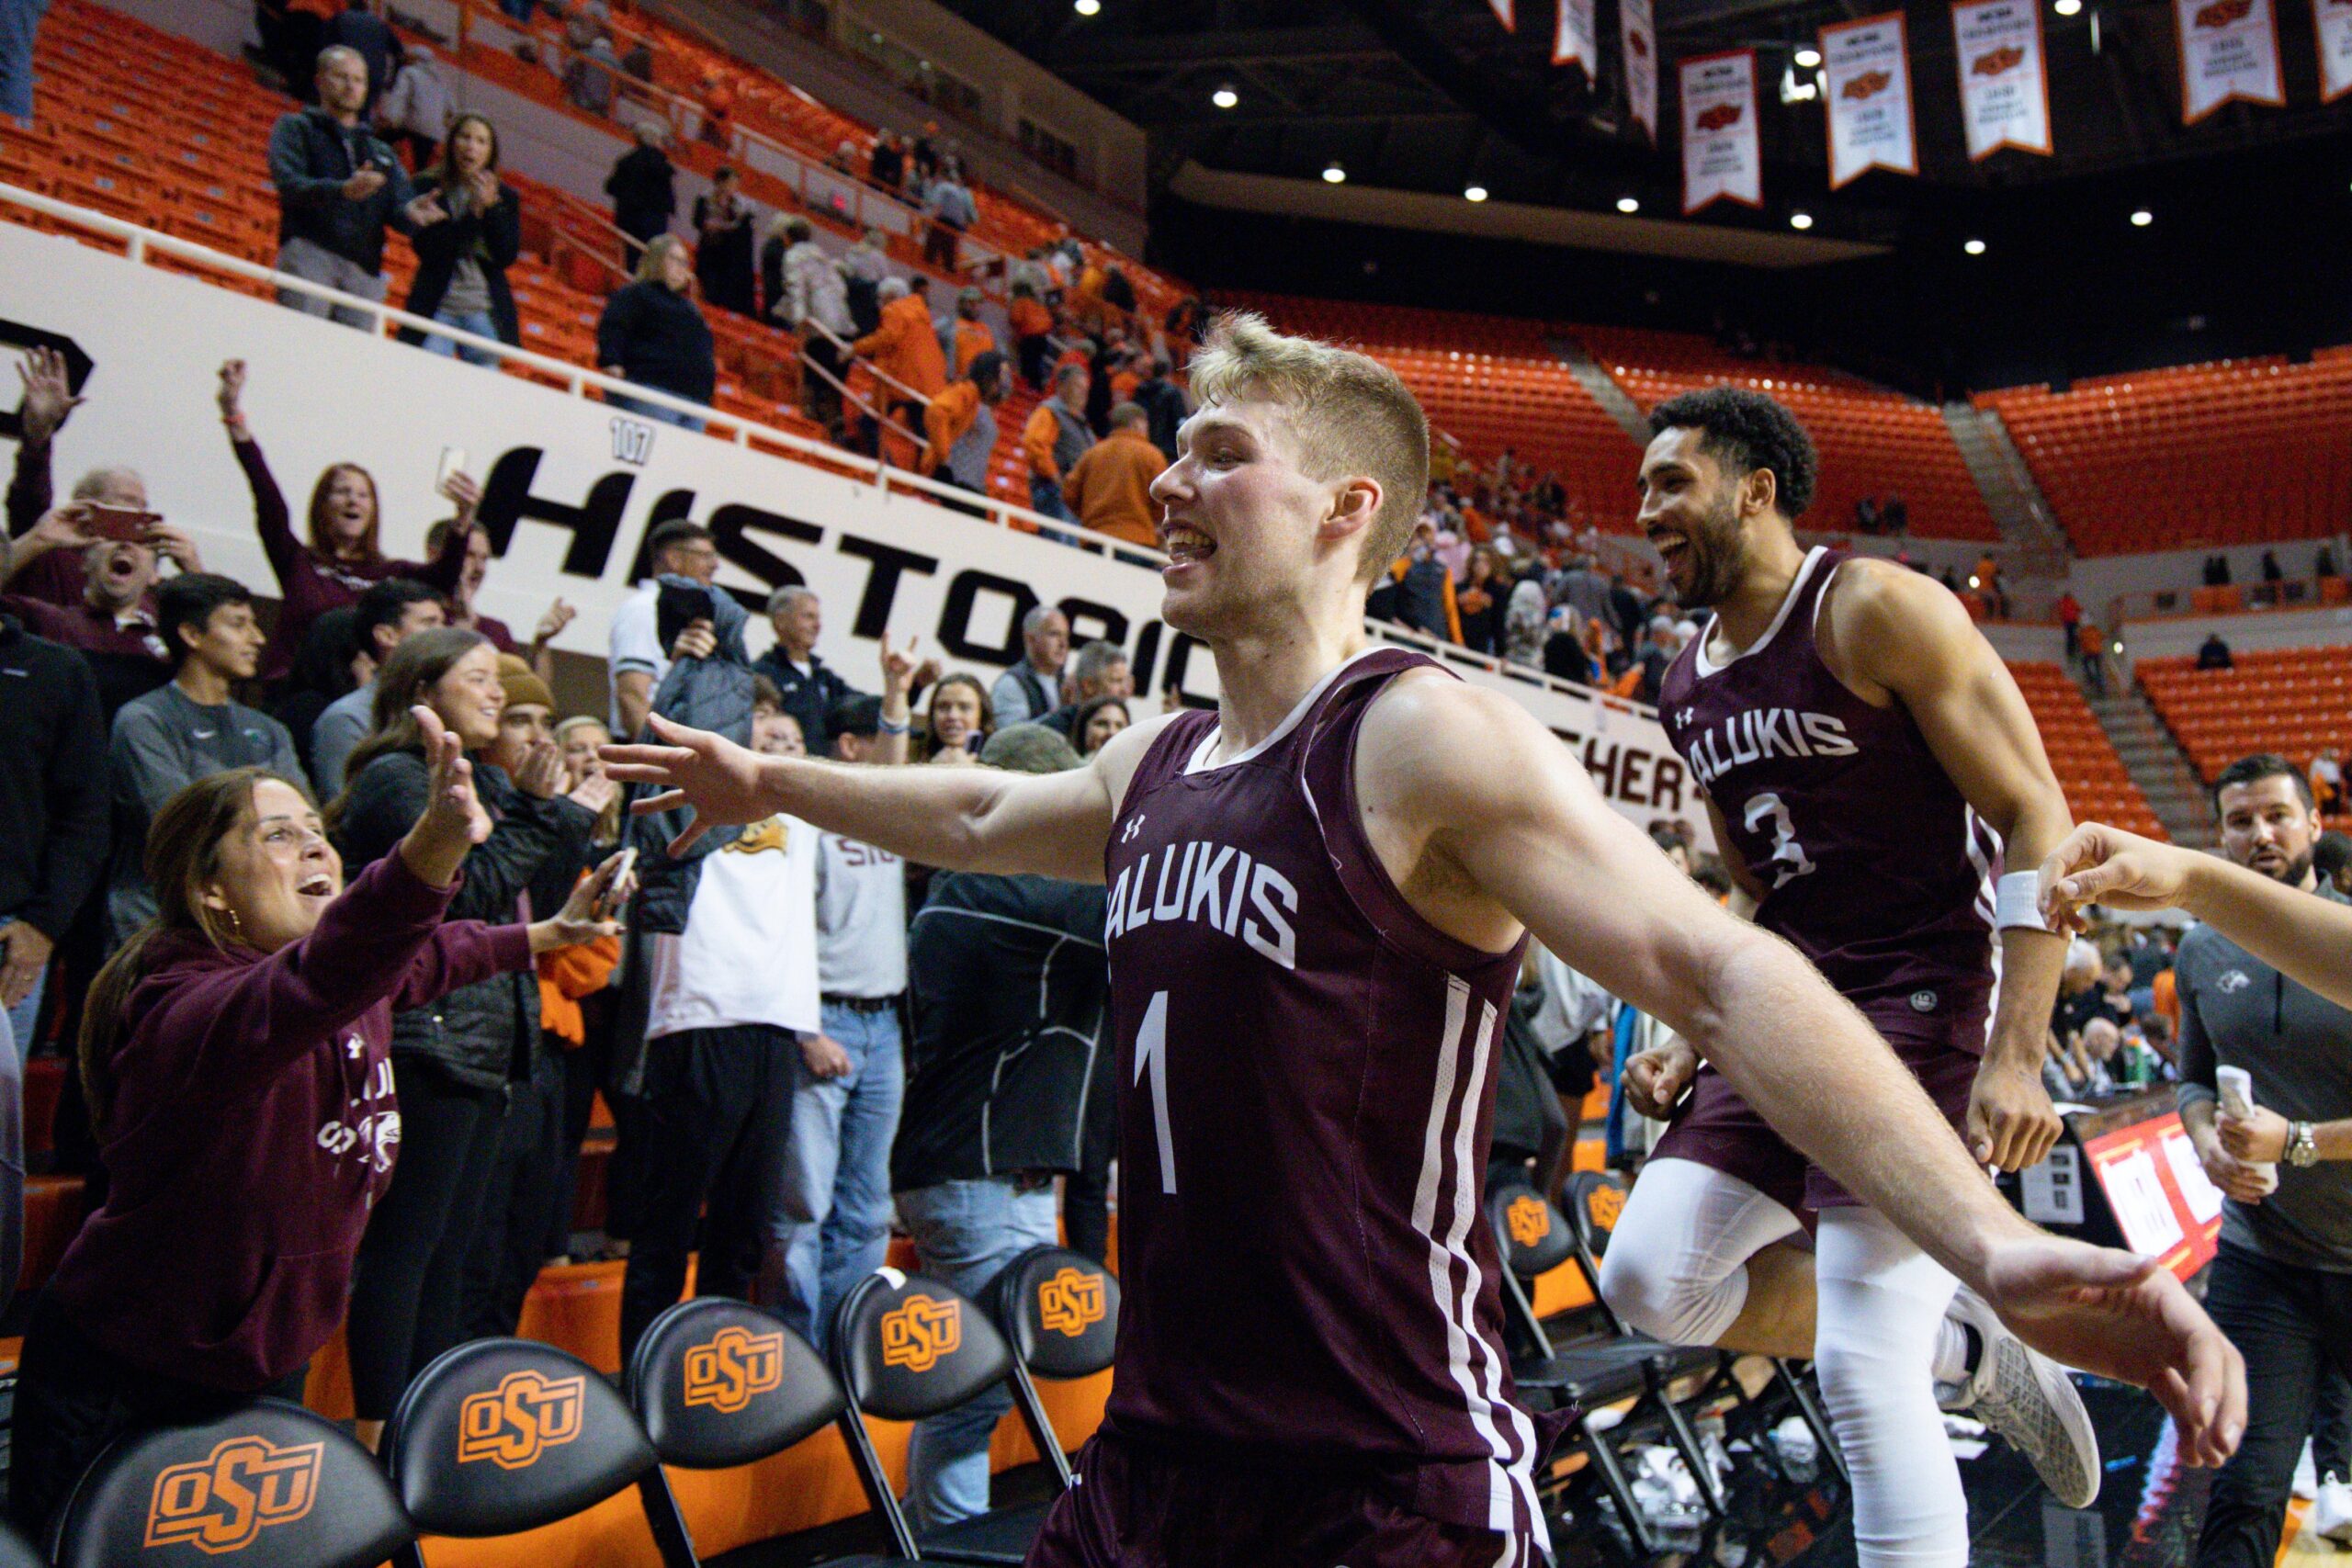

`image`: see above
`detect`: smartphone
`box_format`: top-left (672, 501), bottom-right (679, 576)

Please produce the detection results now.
top-left (656, 581), bottom-right (717, 652)
top-left (85, 503), bottom-right (161, 543)
top-left (595, 847), bottom-right (638, 919)
top-left (435, 446), bottom-right (468, 492)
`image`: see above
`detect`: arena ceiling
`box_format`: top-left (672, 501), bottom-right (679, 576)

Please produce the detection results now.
top-left (933, 0), bottom-right (2352, 249)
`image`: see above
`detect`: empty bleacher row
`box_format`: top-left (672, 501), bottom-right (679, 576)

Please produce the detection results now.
top-left (1976, 349), bottom-right (2352, 557)
top-left (1576, 325), bottom-right (2003, 545)
top-left (2007, 660), bottom-right (2168, 840)
top-left (2137, 644), bottom-right (2352, 805)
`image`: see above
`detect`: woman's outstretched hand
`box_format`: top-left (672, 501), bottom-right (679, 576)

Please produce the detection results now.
top-left (400, 705), bottom-right (490, 886)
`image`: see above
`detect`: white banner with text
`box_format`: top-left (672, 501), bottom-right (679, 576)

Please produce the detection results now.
top-left (1679, 51), bottom-right (1762, 213)
top-left (1554, 0), bottom-right (1599, 76)
top-left (0, 220), bottom-right (1708, 846)
top-left (2175, 0), bottom-right (2284, 120)
top-left (1952, 0), bottom-right (2053, 159)
top-left (1623, 0), bottom-right (1660, 139)
top-left (1822, 14), bottom-right (1918, 187)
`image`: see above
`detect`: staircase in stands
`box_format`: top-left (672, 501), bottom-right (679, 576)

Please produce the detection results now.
top-left (1550, 335), bottom-right (1650, 444)
top-left (2086, 682), bottom-right (2218, 849)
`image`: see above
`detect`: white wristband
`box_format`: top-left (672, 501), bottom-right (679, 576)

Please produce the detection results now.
top-left (1994, 869), bottom-right (2048, 931)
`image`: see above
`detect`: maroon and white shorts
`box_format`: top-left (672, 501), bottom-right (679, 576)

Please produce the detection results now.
top-left (1023, 1427), bottom-right (1547, 1568)
top-left (1647, 1025), bottom-right (1982, 1214)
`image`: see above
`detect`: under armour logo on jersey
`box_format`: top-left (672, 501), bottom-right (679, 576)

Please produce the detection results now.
top-left (1120, 814), bottom-right (1146, 844)
top-left (1674, 707), bottom-right (1695, 728)
top-left (2218, 970), bottom-right (2251, 993)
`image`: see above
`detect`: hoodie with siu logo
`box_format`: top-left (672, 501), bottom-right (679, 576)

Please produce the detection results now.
top-left (47, 852), bottom-right (531, 1391)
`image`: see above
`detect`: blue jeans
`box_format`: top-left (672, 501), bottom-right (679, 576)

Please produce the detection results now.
top-left (0, 0), bottom-right (49, 120)
top-left (424, 307), bottom-right (503, 367)
top-left (607, 389), bottom-right (707, 433)
top-left (769, 1001), bottom-right (903, 1354)
top-left (1028, 475), bottom-right (1073, 523)
top-left (897, 1177), bottom-right (1058, 1530)
top-left (3, 964), bottom-right (38, 1068)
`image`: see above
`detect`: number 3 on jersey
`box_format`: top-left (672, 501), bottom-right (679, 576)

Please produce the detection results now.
top-left (1135, 990), bottom-right (1176, 1194)
top-left (1744, 792), bottom-right (1816, 889)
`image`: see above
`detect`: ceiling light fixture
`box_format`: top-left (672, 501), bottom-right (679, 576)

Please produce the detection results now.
top-left (1794, 44), bottom-right (1822, 67)
top-left (2054, 0), bottom-right (2081, 14)
top-left (1073, 0), bottom-right (1100, 14)
top-left (1616, 196), bottom-right (1640, 213)
top-left (1323, 163), bottom-right (1346, 184)
top-left (1464, 185), bottom-right (1488, 202)
top-left (2131, 208), bottom-right (2153, 226)
top-left (1964, 237), bottom-right (1987, 254)
top-left (1211, 86), bottom-right (1238, 108)
top-left (1790, 210), bottom-right (1814, 230)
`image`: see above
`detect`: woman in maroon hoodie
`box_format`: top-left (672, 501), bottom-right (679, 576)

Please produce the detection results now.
top-left (6, 709), bottom-right (628, 1537)
top-left (215, 358), bottom-right (482, 683)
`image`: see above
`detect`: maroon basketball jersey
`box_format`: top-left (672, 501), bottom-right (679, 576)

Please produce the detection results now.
top-left (1100, 647), bottom-right (1551, 1545)
top-left (1657, 547), bottom-right (1999, 1045)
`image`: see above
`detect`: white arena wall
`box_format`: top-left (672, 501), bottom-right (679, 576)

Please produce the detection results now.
top-left (0, 217), bottom-right (1709, 848)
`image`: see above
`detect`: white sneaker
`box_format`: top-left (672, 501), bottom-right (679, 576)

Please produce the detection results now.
top-left (2295, 1439), bottom-right (2319, 1502)
top-left (2317, 1472), bottom-right (2352, 1545)
top-left (1939, 1285), bottom-right (2102, 1508)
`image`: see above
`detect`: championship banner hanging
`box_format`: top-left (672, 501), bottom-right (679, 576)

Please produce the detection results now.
top-left (1951, 0), bottom-right (2052, 159)
top-left (1679, 51), bottom-right (1762, 213)
top-left (1555, 0), bottom-right (1599, 77)
top-left (2176, 0), bottom-right (2284, 120)
top-left (2322, 0), bottom-right (2352, 102)
top-left (1622, 0), bottom-right (1659, 138)
top-left (1820, 13), bottom-right (1917, 187)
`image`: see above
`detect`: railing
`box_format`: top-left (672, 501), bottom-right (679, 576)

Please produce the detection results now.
top-left (4, 184), bottom-right (1658, 724)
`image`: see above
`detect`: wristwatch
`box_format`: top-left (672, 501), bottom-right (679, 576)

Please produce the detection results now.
top-left (2287, 1121), bottom-right (2321, 1168)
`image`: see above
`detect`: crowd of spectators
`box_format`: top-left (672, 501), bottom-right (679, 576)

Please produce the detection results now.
top-left (0, 342), bottom-right (1145, 1539)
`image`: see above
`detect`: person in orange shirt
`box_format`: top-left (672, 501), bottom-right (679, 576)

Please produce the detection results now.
top-left (852, 276), bottom-right (946, 470)
top-left (1108, 350), bottom-right (1141, 408)
top-left (1060, 403), bottom-right (1167, 549)
top-left (1008, 282), bottom-right (1055, 389)
top-left (1022, 363), bottom-right (1093, 522)
top-left (923, 351), bottom-right (1012, 493)
top-left (945, 286), bottom-right (995, 377)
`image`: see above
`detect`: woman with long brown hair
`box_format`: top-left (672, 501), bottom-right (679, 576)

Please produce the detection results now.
top-left (214, 357), bottom-right (480, 682)
top-left (398, 113), bottom-right (523, 366)
top-left (6, 725), bottom-right (627, 1536)
top-left (331, 628), bottom-right (605, 1445)
top-left (921, 671), bottom-right (992, 765)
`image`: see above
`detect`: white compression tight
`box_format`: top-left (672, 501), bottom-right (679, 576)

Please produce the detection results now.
top-left (1599, 1159), bottom-right (1968, 1568)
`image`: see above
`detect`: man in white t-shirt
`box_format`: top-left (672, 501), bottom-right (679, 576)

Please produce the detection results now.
top-left (617, 689), bottom-right (818, 1359)
top-left (608, 519), bottom-right (720, 738)
top-left (770, 692), bottom-right (910, 1352)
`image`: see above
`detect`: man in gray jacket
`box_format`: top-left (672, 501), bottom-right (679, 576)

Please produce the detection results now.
top-left (2175, 753), bottom-right (2352, 1566)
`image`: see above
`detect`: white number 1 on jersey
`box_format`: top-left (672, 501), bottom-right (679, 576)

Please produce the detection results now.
top-left (1136, 990), bottom-right (1176, 1194)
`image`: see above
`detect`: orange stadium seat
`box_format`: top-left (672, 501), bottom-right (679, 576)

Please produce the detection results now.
top-left (1975, 355), bottom-right (2352, 556)
top-left (2005, 660), bottom-right (2168, 840)
top-left (2138, 647), bottom-right (2352, 821)
top-left (1577, 325), bottom-right (2002, 544)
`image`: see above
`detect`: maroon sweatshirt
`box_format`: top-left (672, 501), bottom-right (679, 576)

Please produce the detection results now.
top-left (45, 851), bottom-right (532, 1391)
top-left (237, 436), bottom-right (469, 683)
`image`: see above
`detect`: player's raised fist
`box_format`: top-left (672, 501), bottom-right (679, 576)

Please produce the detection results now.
top-left (1624, 1036), bottom-right (1698, 1121)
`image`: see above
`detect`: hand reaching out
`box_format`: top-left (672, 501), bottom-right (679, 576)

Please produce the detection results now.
top-left (601, 713), bottom-right (781, 856)
top-left (2039, 823), bottom-right (2199, 932)
top-left (400, 705), bottom-right (491, 886)
top-left (534, 598), bottom-right (577, 645)
top-left (567, 767), bottom-right (619, 818)
top-left (216, 359), bottom-right (248, 426)
top-left (16, 347), bottom-right (82, 447)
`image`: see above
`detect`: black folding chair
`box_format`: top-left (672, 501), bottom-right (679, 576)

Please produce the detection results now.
top-left (49, 1398), bottom-right (413, 1568)
top-left (626, 1296), bottom-right (853, 1564)
top-left (1558, 1168), bottom-right (1845, 1487)
top-left (831, 1266), bottom-right (1047, 1565)
top-left (381, 1337), bottom-right (686, 1568)
top-left (1487, 1176), bottom-right (1726, 1552)
top-left (988, 1246), bottom-right (1118, 1495)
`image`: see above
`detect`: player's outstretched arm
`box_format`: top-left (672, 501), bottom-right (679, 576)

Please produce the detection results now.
top-left (1360, 676), bottom-right (2245, 1464)
top-left (1827, 559), bottom-right (2072, 1171)
top-left (2043, 821), bottom-right (2352, 1010)
top-left (601, 710), bottom-right (1179, 881)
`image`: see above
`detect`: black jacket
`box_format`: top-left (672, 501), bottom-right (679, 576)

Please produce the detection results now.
top-left (266, 106), bottom-right (414, 272)
top-left (396, 175), bottom-right (522, 347)
top-left (0, 617), bottom-right (107, 941)
top-left (334, 751), bottom-right (592, 1089)
top-left (605, 146), bottom-right (675, 241)
top-left (748, 649), bottom-right (863, 756)
top-left (596, 281), bottom-right (716, 404)
top-left (891, 871), bottom-right (1110, 1192)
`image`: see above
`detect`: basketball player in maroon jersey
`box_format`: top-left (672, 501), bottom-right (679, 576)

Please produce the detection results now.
top-left (606, 315), bottom-right (2243, 1566)
top-left (1600, 388), bottom-right (2098, 1564)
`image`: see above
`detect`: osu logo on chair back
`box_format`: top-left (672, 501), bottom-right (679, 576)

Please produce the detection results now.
top-left (1037, 1267), bottom-right (1105, 1337)
top-left (143, 1436), bottom-right (322, 1554)
top-left (457, 1370), bottom-right (587, 1470)
top-left (1506, 1193), bottom-right (1552, 1248)
top-left (683, 1325), bottom-right (786, 1414)
top-left (1586, 1182), bottom-right (1625, 1235)
top-left (879, 1293), bottom-right (962, 1372)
